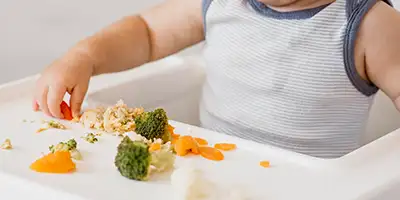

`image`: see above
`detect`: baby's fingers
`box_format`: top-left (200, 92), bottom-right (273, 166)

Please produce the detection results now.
top-left (36, 86), bottom-right (52, 117)
top-left (47, 85), bottom-right (66, 119)
top-left (70, 84), bottom-right (88, 118)
top-left (32, 99), bottom-right (39, 111)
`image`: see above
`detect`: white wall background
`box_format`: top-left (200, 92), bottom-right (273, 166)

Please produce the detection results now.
top-left (0, 0), bottom-right (399, 83)
top-left (0, 0), bottom-right (167, 84)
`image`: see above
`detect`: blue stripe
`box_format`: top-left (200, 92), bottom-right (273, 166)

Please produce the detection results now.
top-left (202, 0), bottom-right (213, 32)
top-left (248, 0), bottom-right (331, 20)
top-left (344, 0), bottom-right (393, 96)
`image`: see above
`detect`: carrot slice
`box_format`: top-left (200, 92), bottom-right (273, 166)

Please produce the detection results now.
top-left (167, 124), bottom-right (175, 134)
top-left (172, 133), bottom-right (180, 139)
top-left (260, 161), bottom-right (270, 168)
top-left (174, 135), bottom-right (199, 156)
top-left (149, 143), bottom-right (161, 152)
top-left (199, 146), bottom-right (224, 161)
top-left (60, 101), bottom-right (73, 120)
top-left (30, 151), bottom-right (76, 173)
top-left (214, 143), bottom-right (236, 151)
top-left (172, 137), bottom-right (178, 145)
top-left (194, 137), bottom-right (208, 146)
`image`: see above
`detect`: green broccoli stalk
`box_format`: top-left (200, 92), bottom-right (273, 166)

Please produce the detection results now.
top-left (134, 108), bottom-right (172, 143)
top-left (114, 136), bottom-right (175, 181)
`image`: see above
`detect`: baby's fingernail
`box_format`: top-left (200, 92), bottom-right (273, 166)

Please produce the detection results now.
top-left (73, 111), bottom-right (80, 118)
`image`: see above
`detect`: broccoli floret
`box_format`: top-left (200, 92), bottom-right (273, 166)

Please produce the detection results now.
top-left (134, 108), bottom-right (172, 143)
top-left (66, 139), bottom-right (77, 149)
top-left (114, 136), bottom-right (175, 181)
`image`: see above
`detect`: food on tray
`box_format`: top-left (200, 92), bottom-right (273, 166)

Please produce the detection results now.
top-left (81, 133), bottom-right (99, 144)
top-left (36, 120), bottom-right (67, 133)
top-left (174, 135), bottom-right (200, 156)
top-left (30, 151), bottom-right (76, 173)
top-left (80, 107), bottom-right (105, 130)
top-left (134, 108), bottom-right (172, 143)
top-left (114, 136), bottom-right (175, 181)
top-left (149, 143), bottom-right (161, 152)
top-left (173, 135), bottom-right (232, 162)
top-left (0, 139), bottom-right (12, 150)
top-left (79, 100), bottom-right (174, 143)
top-left (80, 100), bottom-right (143, 134)
top-left (198, 147), bottom-right (224, 161)
top-left (171, 132), bottom-right (180, 144)
top-left (259, 161), bottom-right (270, 168)
top-left (214, 143), bottom-right (236, 151)
top-left (94, 132), bottom-right (102, 136)
top-left (60, 101), bottom-right (73, 120)
top-left (49, 138), bottom-right (82, 160)
top-left (172, 166), bottom-right (252, 200)
top-left (171, 166), bottom-right (219, 200)
top-left (194, 137), bottom-right (208, 146)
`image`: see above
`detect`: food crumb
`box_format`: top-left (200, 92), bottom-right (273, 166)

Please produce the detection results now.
top-left (71, 117), bottom-right (80, 123)
top-left (260, 161), bottom-right (270, 168)
top-left (37, 120), bottom-right (67, 133)
top-left (82, 133), bottom-right (99, 143)
top-left (95, 132), bottom-right (102, 136)
top-left (1, 139), bottom-right (12, 150)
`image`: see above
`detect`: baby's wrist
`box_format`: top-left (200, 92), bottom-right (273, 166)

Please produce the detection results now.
top-left (395, 96), bottom-right (400, 112)
top-left (71, 40), bottom-right (100, 76)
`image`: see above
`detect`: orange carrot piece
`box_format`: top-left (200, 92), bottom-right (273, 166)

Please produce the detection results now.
top-left (149, 143), bottom-right (161, 152)
top-left (172, 137), bottom-right (178, 145)
top-left (30, 151), bottom-right (76, 173)
top-left (214, 143), bottom-right (236, 151)
top-left (167, 124), bottom-right (175, 134)
top-left (172, 133), bottom-right (180, 139)
top-left (191, 142), bottom-right (200, 155)
top-left (199, 146), bottom-right (224, 161)
top-left (194, 137), bottom-right (208, 146)
top-left (174, 135), bottom-right (199, 156)
top-left (60, 101), bottom-right (73, 120)
top-left (260, 161), bottom-right (270, 168)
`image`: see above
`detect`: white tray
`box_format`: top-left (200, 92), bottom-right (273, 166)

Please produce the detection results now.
top-left (1, 56), bottom-right (400, 200)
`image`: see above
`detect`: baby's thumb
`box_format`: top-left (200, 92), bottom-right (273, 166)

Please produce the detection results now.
top-left (70, 85), bottom-right (88, 118)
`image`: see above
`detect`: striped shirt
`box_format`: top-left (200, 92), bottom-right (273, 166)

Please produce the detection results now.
top-left (199, 0), bottom-right (393, 158)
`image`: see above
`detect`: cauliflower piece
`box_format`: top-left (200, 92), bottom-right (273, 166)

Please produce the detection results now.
top-left (171, 166), bottom-right (219, 200)
top-left (80, 107), bottom-right (105, 130)
top-left (171, 166), bottom-right (253, 200)
top-left (0, 139), bottom-right (12, 150)
top-left (103, 100), bottom-right (138, 134)
top-left (80, 100), bottom-right (144, 135)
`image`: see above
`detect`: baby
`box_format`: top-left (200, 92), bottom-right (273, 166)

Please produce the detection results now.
top-left (33, 0), bottom-right (400, 158)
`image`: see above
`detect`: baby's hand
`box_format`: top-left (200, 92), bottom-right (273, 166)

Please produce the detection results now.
top-left (33, 49), bottom-right (94, 119)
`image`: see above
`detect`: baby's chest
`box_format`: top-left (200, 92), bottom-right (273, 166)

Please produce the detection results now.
top-left (205, 32), bottom-right (352, 96)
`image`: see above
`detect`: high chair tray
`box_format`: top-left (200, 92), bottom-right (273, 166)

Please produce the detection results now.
top-left (0, 56), bottom-right (399, 200)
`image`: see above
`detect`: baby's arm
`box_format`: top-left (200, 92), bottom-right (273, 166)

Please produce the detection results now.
top-left (79, 0), bottom-right (204, 75)
top-left (360, 1), bottom-right (400, 110)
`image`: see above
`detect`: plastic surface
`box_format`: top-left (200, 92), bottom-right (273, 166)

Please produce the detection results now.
top-left (1, 56), bottom-right (400, 200)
